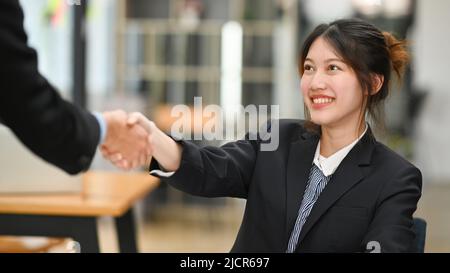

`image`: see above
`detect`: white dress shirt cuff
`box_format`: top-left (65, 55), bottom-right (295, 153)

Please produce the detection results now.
top-left (149, 169), bottom-right (175, 177)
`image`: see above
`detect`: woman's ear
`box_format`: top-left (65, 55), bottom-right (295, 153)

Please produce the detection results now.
top-left (370, 74), bottom-right (384, 95)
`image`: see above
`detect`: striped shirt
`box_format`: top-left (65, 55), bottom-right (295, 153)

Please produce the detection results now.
top-left (286, 164), bottom-right (331, 253)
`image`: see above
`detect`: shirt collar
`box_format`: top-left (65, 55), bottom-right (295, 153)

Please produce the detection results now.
top-left (313, 124), bottom-right (368, 177)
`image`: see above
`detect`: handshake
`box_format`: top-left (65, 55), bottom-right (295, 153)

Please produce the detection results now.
top-left (99, 110), bottom-right (182, 171)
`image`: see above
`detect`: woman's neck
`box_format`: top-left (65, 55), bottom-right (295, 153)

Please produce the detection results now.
top-left (319, 121), bottom-right (366, 158)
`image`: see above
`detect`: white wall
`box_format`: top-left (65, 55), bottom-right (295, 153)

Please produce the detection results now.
top-left (412, 0), bottom-right (450, 183)
top-left (20, 0), bottom-right (72, 97)
top-left (86, 0), bottom-right (116, 96)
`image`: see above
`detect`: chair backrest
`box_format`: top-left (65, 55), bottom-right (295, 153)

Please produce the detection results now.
top-left (412, 217), bottom-right (427, 253)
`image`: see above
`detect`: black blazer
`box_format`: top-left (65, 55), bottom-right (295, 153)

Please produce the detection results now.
top-left (150, 119), bottom-right (422, 253)
top-left (0, 0), bottom-right (99, 174)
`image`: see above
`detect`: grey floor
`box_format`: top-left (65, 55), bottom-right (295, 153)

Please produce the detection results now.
top-left (415, 183), bottom-right (450, 252)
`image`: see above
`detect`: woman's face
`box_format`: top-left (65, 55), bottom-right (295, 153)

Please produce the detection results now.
top-left (301, 37), bottom-right (366, 129)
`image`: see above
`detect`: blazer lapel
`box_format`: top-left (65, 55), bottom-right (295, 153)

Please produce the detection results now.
top-left (284, 131), bottom-right (319, 246)
top-left (295, 128), bottom-right (376, 249)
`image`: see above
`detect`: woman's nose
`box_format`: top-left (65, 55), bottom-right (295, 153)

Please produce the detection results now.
top-left (310, 72), bottom-right (327, 90)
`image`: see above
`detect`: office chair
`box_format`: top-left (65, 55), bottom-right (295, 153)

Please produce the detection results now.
top-left (412, 217), bottom-right (427, 253)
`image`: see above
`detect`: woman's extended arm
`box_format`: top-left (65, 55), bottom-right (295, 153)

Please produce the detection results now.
top-left (105, 112), bottom-right (262, 198)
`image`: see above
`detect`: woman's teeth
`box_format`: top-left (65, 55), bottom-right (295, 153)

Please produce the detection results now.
top-left (313, 98), bottom-right (334, 104)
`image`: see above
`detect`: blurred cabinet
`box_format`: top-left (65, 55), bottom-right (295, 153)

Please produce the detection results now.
top-left (115, 0), bottom-right (282, 116)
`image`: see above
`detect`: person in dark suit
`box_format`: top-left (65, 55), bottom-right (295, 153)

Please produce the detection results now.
top-left (105, 18), bottom-right (422, 252)
top-left (0, 0), bottom-right (151, 173)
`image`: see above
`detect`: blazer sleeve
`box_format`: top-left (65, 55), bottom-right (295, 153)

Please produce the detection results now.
top-left (0, 0), bottom-right (100, 174)
top-left (149, 130), bottom-right (264, 199)
top-left (361, 166), bottom-right (422, 253)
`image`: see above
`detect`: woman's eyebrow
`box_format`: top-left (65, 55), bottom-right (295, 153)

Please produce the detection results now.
top-left (304, 57), bottom-right (345, 64)
top-left (325, 58), bottom-right (345, 63)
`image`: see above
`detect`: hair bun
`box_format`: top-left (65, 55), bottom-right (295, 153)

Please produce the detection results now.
top-left (382, 31), bottom-right (410, 80)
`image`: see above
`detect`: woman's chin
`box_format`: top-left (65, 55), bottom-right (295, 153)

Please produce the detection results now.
top-left (309, 116), bottom-right (334, 127)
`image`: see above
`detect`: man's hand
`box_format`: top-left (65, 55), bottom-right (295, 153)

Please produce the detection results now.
top-left (100, 110), bottom-right (151, 170)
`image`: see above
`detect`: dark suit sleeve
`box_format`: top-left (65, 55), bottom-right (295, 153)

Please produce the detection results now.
top-left (361, 166), bottom-right (422, 253)
top-left (0, 0), bottom-right (100, 174)
top-left (149, 131), bottom-right (262, 199)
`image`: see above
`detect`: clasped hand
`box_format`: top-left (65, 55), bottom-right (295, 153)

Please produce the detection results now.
top-left (100, 110), bottom-right (154, 170)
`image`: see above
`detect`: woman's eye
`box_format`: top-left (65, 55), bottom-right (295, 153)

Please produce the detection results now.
top-left (329, 65), bottom-right (340, 71)
top-left (304, 65), bottom-right (314, 71)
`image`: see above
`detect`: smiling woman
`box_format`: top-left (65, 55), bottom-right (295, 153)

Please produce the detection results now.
top-left (104, 18), bottom-right (422, 253)
top-left (299, 19), bottom-right (409, 141)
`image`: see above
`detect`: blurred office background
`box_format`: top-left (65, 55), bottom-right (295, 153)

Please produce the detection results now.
top-left (5, 0), bottom-right (450, 252)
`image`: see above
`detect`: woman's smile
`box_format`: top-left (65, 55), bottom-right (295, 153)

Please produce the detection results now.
top-left (310, 95), bottom-right (336, 110)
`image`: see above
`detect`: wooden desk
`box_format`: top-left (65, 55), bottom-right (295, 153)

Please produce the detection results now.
top-left (0, 171), bottom-right (159, 253)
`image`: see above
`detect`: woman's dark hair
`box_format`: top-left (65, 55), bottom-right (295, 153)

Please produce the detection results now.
top-left (299, 18), bottom-right (410, 135)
